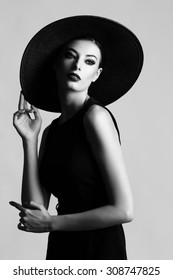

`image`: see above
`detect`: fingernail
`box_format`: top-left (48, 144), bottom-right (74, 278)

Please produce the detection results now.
top-left (9, 201), bottom-right (14, 206)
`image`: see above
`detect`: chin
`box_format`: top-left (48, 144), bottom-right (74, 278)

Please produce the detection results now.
top-left (66, 83), bottom-right (86, 92)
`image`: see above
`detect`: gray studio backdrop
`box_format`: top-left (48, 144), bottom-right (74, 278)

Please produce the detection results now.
top-left (0, 0), bottom-right (173, 259)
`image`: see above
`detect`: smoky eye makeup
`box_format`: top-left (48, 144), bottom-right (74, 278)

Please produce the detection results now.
top-left (64, 47), bottom-right (98, 65)
top-left (64, 50), bottom-right (76, 58)
top-left (85, 59), bottom-right (96, 65)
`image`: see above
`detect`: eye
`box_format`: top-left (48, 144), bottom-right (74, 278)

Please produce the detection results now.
top-left (85, 59), bottom-right (95, 65)
top-left (64, 51), bottom-right (76, 59)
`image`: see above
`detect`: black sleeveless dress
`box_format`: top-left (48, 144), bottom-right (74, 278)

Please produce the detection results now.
top-left (39, 97), bottom-right (127, 260)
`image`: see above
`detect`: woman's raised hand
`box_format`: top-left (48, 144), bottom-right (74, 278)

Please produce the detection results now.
top-left (13, 92), bottom-right (42, 141)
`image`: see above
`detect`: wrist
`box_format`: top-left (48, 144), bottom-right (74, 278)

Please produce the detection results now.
top-left (49, 215), bottom-right (56, 232)
top-left (49, 215), bottom-right (64, 232)
top-left (22, 137), bottom-right (38, 147)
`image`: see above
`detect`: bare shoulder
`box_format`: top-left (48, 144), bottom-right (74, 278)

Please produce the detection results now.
top-left (83, 104), bottom-right (119, 143)
top-left (84, 104), bottom-right (113, 127)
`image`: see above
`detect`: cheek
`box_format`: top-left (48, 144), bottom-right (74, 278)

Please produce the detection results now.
top-left (55, 61), bottom-right (69, 81)
top-left (58, 60), bottom-right (68, 72)
top-left (84, 68), bottom-right (98, 83)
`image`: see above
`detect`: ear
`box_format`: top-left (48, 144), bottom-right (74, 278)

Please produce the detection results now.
top-left (92, 68), bottom-right (103, 82)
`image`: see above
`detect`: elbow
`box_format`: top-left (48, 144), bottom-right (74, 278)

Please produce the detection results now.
top-left (123, 204), bottom-right (134, 223)
top-left (121, 197), bottom-right (134, 223)
top-left (110, 204), bottom-right (134, 225)
top-left (115, 205), bottom-right (134, 224)
top-left (124, 208), bottom-right (134, 223)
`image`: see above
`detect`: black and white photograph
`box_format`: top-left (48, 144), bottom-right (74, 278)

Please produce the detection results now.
top-left (0, 0), bottom-right (173, 266)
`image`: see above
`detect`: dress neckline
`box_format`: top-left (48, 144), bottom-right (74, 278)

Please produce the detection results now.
top-left (57, 97), bottom-right (92, 127)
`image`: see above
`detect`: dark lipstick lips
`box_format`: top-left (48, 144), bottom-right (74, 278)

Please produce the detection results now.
top-left (67, 72), bottom-right (81, 81)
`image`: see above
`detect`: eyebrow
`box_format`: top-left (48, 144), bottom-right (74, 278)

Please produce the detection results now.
top-left (65, 47), bottom-right (98, 60)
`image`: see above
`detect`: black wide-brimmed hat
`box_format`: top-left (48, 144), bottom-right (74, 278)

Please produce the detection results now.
top-left (20, 15), bottom-right (144, 112)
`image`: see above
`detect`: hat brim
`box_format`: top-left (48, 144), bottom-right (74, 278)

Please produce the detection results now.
top-left (20, 15), bottom-right (144, 112)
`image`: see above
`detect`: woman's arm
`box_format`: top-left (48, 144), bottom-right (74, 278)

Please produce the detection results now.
top-left (49, 105), bottom-right (134, 231)
top-left (21, 129), bottom-right (50, 209)
top-left (12, 104), bottom-right (133, 233)
top-left (21, 138), bottom-right (44, 205)
top-left (13, 93), bottom-right (50, 209)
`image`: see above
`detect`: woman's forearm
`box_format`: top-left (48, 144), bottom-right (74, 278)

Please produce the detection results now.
top-left (22, 138), bottom-right (47, 207)
top-left (50, 204), bottom-right (134, 232)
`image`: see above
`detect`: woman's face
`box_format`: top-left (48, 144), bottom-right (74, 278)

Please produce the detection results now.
top-left (55, 39), bottom-right (103, 92)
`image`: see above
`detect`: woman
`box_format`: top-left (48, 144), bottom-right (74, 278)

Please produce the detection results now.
top-left (10, 15), bottom-right (143, 259)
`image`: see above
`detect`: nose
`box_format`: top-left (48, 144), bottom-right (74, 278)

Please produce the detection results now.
top-left (74, 57), bottom-right (82, 71)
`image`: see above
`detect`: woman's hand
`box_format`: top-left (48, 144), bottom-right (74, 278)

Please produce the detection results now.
top-left (9, 201), bottom-right (51, 233)
top-left (13, 92), bottom-right (42, 141)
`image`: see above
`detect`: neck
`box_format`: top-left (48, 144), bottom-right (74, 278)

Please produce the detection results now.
top-left (57, 87), bottom-right (90, 123)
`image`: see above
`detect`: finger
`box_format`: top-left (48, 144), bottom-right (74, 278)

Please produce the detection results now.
top-left (13, 111), bottom-right (20, 123)
top-left (29, 201), bottom-right (42, 210)
top-left (30, 201), bottom-right (47, 215)
top-left (19, 217), bottom-right (26, 224)
top-left (26, 108), bottom-right (34, 114)
top-left (19, 211), bottom-right (26, 218)
top-left (18, 222), bottom-right (27, 231)
top-left (18, 92), bottom-right (25, 111)
top-left (9, 201), bottom-right (27, 212)
top-left (23, 201), bottom-right (39, 210)
top-left (24, 98), bottom-right (28, 110)
top-left (31, 106), bottom-right (42, 121)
